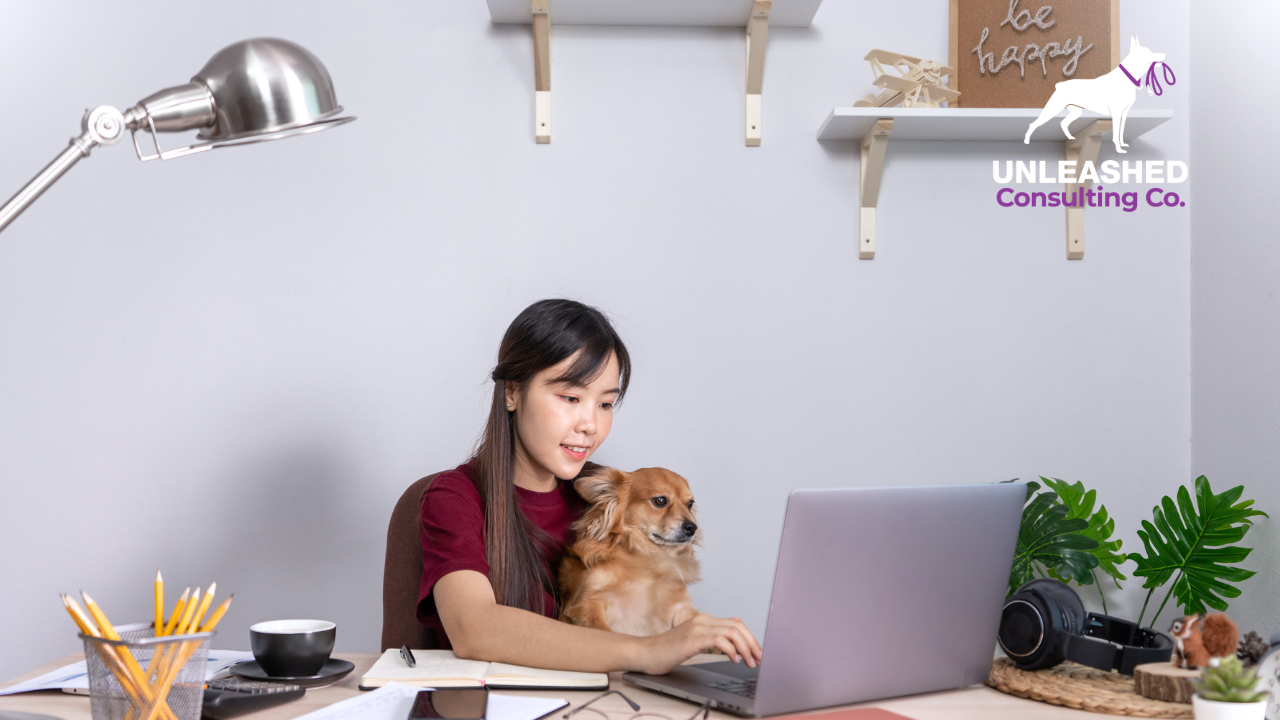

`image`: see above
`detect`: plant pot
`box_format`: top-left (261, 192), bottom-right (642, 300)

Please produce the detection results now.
top-left (1192, 696), bottom-right (1266, 720)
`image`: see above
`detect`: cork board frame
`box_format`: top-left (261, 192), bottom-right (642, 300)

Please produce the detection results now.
top-left (949, 0), bottom-right (1120, 108)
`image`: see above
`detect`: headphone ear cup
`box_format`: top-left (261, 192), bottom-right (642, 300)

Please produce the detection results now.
top-left (1027, 579), bottom-right (1086, 636)
top-left (999, 583), bottom-right (1056, 670)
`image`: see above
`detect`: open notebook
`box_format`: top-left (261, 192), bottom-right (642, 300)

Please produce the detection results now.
top-left (359, 649), bottom-right (609, 690)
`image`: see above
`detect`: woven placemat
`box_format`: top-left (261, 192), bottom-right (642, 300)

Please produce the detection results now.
top-left (986, 659), bottom-right (1192, 718)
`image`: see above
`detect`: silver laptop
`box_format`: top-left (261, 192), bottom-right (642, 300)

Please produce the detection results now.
top-left (623, 483), bottom-right (1024, 717)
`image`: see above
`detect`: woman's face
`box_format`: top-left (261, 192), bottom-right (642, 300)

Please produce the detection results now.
top-left (507, 351), bottom-right (621, 484)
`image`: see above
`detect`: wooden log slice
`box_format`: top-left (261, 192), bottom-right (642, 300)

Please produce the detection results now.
top-left (1134, 662), bottom-right (1199, 704)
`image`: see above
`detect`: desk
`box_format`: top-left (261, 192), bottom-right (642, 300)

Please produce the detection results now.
top-left (1, 654), bottom-right (1090, 720)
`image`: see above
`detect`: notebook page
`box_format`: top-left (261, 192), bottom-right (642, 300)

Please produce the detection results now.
top-left (293, 682), bottom-right (421, 720)
top-left (361, 649), bottom-right (490, 686)
top-left (488, 693), bottom-right (568, 720)
top-left (484, 663), bottom-right (608, 687)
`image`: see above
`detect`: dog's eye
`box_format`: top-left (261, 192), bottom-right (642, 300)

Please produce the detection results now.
top-left (687, 500), bottom-right (694, 509)
top-left (651, 496), bottom-right (668, 508)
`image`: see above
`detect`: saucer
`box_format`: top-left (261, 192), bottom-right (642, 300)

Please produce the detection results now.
top-left (229, 658), bottom-right (355, 688)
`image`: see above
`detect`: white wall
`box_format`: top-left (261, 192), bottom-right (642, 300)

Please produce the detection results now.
top-left (1, 1), bottom-right (1195, 683)
top-left (1190, 0), bottom-right (1280, 637)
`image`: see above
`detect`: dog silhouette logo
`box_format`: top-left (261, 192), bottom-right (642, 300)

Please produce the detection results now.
top-left (1024, 36), bottom-right (1174, 152)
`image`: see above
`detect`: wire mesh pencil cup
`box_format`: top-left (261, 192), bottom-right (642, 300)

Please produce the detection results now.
top-left (81, 622), bottom-right (214, 720)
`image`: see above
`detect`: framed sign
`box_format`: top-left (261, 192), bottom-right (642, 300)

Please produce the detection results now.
top-left (949, 0), bottom-right (1119, 108)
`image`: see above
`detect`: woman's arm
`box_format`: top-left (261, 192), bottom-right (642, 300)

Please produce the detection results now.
top-left (434, 570), bottom-right (762, 675)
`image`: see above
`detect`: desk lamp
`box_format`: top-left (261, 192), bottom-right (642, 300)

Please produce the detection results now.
top-left (0, 37), bottom-right (355, 234)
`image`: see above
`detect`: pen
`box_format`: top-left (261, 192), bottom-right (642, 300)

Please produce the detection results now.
top-left (400, 645), bottom-right (416, 668)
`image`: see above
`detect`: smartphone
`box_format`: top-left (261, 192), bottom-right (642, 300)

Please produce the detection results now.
top-left (408, 689), bottom-right (489, 720)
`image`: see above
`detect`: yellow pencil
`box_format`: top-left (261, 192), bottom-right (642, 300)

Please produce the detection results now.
top-left (80, 591), bottom-right (123, 641)
top-left (175, 587), bottom-right (201, 635)
top-left (61, 594), bottom-right (100, 638)
top-left (70, 594), bottom-right (178, 720)
top-left (62, 596), bottom-right (145, 708)
top-left (188, 582), bottom-right (216, 632)
top-left (143, 585), bottom-right (212, 720)
top-left (199, 594), bottom-right (233, 632)
top-left (150, 585), bottom-right (200, 689)
top-left (79, 592), bottom-right (179, 718)
top-left (161, 587), bottom-right (189, 636)
top-left (153, 571), bottom-right (164, 635)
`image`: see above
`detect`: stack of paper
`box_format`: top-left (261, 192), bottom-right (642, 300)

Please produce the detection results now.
top-left (293, 682), bottom-right (569, 720)
top-left (0, 650), bottom-right (254, 696)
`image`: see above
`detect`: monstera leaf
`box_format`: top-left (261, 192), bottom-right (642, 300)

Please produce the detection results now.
top-left (1008, 480), bottom-right (1100, 596)
top-left (1130, 476), bottom-right (1268, 627)
top-left (1040, 477), bottom-right (1128, 612)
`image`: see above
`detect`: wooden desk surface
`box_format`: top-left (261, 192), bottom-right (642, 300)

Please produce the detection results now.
top-left (0, 653), bottom-right (1090, 720)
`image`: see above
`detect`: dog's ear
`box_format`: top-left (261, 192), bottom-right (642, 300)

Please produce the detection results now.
top-left (575, 467), bottom-right (626, 541)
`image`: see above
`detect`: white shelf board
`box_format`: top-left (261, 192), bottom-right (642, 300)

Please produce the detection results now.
top-left (816, 107), bottom-right (1174, 143)
top-left (486, 0), bottom-right (822, 27)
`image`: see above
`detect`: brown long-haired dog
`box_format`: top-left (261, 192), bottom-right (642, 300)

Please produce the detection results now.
top-left (558, 467), bottom-right (701, 636)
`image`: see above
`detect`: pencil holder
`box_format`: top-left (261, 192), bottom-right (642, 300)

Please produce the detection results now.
top-left (81, 622), bottom-right (214, 720)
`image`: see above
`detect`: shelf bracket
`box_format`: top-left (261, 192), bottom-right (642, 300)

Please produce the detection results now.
top-left (859, 118), bottom-right (893, 259)
top-left (745, 0), bottom-right (770, 146)
top-left (1063, 119), bottom-right (1110, 259)
top-left (533, 0), bottom-right (551, 144)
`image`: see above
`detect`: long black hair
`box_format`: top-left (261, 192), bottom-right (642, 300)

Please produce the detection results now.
top-left (470, 299), bottom-right (631, 613)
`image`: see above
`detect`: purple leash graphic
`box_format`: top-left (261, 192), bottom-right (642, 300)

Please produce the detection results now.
top-left (1120, 61), bottom-right (1176, 96)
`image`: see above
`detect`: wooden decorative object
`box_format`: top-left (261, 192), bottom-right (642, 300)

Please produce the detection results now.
top-left (853, 50), bottom-right (960, 109)
top-left (1133, 662), bottom-right (1199, 705)
top-left (949, 0), bottom-right (1120, 108)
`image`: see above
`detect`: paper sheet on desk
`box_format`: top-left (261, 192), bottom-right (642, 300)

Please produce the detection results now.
top-left (0, 650), bottom-right (254, 695)
top-left (292, 682), bottom-right (568, 720)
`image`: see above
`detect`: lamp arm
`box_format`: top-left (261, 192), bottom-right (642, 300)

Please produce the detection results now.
top-left (0, 106), bottom-right (128, 234)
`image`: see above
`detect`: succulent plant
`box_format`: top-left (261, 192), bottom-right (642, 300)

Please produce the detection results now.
top-left (1238, 631), bottom-right (1270, 666)
top-left (1193, 656), bottom-right (1268, 703)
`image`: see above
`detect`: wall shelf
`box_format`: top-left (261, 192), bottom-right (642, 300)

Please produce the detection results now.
top-left (486, 0), bottom-right (821, 27)
top-left (816, 107), bottom-right (1174, 259)
top-left (817, 107), bottom-right (1172, 142)
top-left (487, 0), bottom-right (824, 145)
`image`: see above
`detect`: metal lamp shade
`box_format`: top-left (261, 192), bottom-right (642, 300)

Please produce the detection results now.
top-left (195, 38), bottom-right (349, 144)
top-left (0, 36), bottom-right (354, 233)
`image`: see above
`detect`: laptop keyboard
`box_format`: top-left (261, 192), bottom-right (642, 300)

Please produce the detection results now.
top-left (705, 679), bottom-right (757, 699)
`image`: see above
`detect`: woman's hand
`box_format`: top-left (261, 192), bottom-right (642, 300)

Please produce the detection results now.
top-left (636, 613), bottom-right (762, 675)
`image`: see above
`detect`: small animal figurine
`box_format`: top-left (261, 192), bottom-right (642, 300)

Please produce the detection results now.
top-left (1170, 614), bottom-right (1240, 669)
top-left (1200, 613), bottom-right (1240, 659)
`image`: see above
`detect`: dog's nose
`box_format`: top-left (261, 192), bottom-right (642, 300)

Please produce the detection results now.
top-left (682, 521), bottom-right (698, 536)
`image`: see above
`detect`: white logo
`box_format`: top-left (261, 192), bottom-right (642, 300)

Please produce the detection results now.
top-left (1023, 36), bottom-right (1168, 153)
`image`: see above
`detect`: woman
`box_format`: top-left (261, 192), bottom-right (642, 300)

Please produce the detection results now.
top-left (418, 299), bottom-right (761, 674)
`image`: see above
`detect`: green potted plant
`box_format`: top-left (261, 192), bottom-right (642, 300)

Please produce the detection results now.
top-left (1191, 656), bottom-right (1268, 720)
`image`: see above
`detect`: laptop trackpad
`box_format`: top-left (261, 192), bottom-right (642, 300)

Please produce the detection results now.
top-left (696, 661), bottom-right (759, 681)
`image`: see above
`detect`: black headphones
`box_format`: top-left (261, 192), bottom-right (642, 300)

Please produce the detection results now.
top-left (997, 579), bottom-right (1173, 675)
